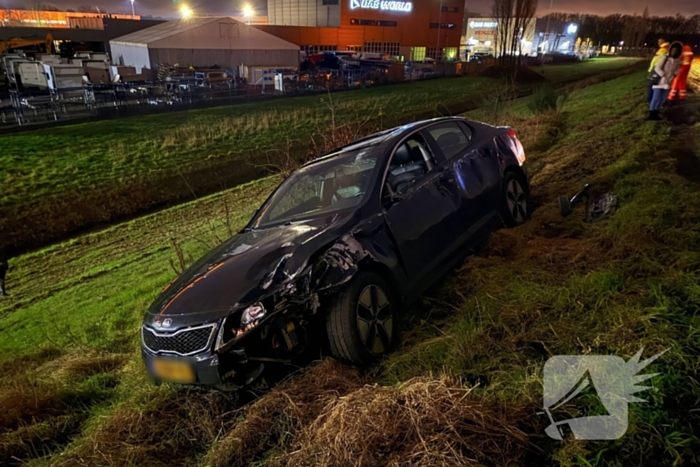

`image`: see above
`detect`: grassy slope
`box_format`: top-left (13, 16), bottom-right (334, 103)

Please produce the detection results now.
top-left (1, 70), bottom-right (698, 466)
top-left (0, 58), bottom-right (637, 211)
top-left (0, 78), bottom-right (487, 209)
top-left (0, 58), bottom-right (643, 254)
top-left (530, 56), bottom-right (642, 83)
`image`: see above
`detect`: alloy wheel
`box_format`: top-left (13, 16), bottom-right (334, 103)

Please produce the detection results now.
top-left (356, 285), bottom-right (393, 355)
top-left (506, 179), bottom-right (527, 224)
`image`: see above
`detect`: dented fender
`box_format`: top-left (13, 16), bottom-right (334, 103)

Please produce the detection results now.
top-left (314, 234), bottom-right (372, 291)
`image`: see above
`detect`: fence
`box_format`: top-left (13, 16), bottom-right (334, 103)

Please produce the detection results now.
top-left (0, 64), bottom-right (460, 129)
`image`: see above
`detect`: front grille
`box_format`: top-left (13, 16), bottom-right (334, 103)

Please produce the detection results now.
top-left (142, 323), bottom-right (216, 356)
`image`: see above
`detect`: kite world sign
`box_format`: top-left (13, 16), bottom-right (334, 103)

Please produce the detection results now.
top-left (350, 0), bottom-right (413, 12)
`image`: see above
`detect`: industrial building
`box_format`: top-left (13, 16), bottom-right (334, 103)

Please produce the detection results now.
top-left (109, 17), bottom-right (301, 77)
top-left (0, 11), bottom-right (163, 58)
top-left (260, 0), bottom-right (465, 61)
top-left (462, 16), bottom-right (579, 58)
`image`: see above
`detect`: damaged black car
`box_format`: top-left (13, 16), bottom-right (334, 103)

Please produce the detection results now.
top-left (141, 116), bottom-right (530, 388)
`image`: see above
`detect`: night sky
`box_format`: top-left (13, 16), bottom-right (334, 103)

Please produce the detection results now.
top-left (0, 0), bottom-right (697, 18)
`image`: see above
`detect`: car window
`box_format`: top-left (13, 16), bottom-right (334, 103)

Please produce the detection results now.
top-left (426, 122), bottom-right (472, 162)
top-left (386, 134), bottom-right (432, 194)
top-left (254, 148), bottom-right (380, 228)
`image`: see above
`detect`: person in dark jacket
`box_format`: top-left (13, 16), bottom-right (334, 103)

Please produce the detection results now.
top-left (0, 251), bottom-right (8, 296)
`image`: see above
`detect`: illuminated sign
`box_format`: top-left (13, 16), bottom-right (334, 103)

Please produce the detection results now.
top-left (350, 0), bottom-right (413, 12)
top-left (567, 24), bottom-right (578, 34)
top-left (469, 20), bottom-right (498, 29)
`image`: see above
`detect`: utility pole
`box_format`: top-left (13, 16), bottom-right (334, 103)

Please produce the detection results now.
top-left (437, 0), bottom-right (443, 63)
top-left (543, 0), bottom-right (554, 56)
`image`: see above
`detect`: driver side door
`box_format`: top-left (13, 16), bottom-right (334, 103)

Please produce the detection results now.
top-left (382, 131), bottom-right (465, 288)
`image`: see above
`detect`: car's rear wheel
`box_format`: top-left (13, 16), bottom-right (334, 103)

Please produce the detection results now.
top-left (326, 271), bottom-right (399, 366)
top-left (501, 172), bottom-right (529, 227)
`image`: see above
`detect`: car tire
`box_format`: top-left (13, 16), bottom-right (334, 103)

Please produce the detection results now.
top-left (326, 271), bottom-right (399, 366)
top-left (500, 172), bottom-right (529, 227)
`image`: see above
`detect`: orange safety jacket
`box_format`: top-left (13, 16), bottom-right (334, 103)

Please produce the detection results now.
top-left (669, 45), bottom-right (694, 101)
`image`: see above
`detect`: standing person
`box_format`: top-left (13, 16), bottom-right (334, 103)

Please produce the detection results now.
top-left (647, 38), bottom-right (670, 102)
top-left (648, 42), bottom-right (683, 121)
top-left (0, 251), bottom-right (8, 297)
top-left (669, 45), bottom-right (694, 102)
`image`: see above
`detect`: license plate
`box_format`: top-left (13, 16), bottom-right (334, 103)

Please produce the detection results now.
top-left (152, 358), bottom-right (196, 384)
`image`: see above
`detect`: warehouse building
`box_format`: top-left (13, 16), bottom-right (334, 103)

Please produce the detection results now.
top-left (109, 17), bottom-right (301, 75)
top-left (259, 0), bottom-right (465, 61)
top-left (0, 16), bottom-right (163, 57)
top-left (462, 16), bottom-right (579, 58)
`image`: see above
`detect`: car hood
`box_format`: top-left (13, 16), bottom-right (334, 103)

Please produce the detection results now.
top-left (144, 211), bottom-right (359, 326)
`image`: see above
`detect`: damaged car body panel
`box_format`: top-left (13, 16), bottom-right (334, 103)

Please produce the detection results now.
top-left (141, 116), bottom-right (531, 388)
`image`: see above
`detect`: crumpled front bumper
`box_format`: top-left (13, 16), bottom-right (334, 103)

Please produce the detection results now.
top-left (141, 346), bottom-right (260, 387)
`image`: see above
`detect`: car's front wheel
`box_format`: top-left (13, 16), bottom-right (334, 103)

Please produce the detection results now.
top-left (501, 172), bottom-right (529, 227)
top-left (326, 271), bottom-right (399, 366)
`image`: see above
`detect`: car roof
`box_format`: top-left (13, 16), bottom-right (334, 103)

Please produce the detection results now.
top-left (304, 116), bottom-right (467, 167)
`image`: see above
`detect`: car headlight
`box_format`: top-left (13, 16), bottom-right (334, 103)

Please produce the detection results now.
top-left (240, 303), bottom-right (266, 326)
top-left (215, 303), bottom-right (267, 352)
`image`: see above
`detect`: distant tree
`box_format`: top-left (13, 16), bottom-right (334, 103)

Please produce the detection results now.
top-left (493, 0), bottom-right (516, 64)
top-left (492, 0), bottom-right (538, 66)
top-left (544, 11), bottom-right (700, 46)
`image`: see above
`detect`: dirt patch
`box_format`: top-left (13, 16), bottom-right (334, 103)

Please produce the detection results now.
top-left (664, 96), bottom-right (700, 182)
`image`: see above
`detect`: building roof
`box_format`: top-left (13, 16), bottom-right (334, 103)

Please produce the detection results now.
top-left (110, 17), bottom-right (299, 50)
top-left (0, 18), bottom-right (164, 42)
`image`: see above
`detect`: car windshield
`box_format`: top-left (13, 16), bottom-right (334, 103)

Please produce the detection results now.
top-left (252, 147), bottom-right (381, 228)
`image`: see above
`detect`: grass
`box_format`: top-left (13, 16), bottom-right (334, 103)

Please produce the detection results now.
top-left (531, 56), bottom-right (643, 83)
top-left (0, 57), bottom-right (644, 254)
top-left (0, 78), bottom-right (489, 210)
top-left (2, 68), bottom-right (698, 466)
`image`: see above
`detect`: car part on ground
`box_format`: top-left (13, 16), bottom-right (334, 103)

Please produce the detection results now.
top-left (559, 184), bottom-right (618, 222)
top-left (140, 116), bottom-right (531, 389)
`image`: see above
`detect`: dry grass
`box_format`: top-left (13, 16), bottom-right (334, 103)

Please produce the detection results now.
top-left (280, 377), bottom-right (530, 467)
top-left (0, 350), bottom-right (129, 465)
top-left (202, 359), bottom-right (365, 467)
top-left (53, 390), bottom-right (235, 467)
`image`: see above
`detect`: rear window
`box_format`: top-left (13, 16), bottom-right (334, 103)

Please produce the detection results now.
top-left (426, 122), bottom-right (472, 161)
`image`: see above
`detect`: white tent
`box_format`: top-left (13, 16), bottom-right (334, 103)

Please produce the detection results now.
top-left (110, 17), bottom-right (300, 74)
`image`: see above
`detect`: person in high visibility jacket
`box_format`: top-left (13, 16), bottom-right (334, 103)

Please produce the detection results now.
top-left (647, 38), bottom-right (670, 102)
top-left (669, 45), bottom-right (694, 101)
top-left (648, 42), bottom-right (683, 121)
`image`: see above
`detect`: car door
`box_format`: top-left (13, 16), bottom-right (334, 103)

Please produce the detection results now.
top-left (425, 121), bottom-right (503, 246)
top-left (382, 131), bottom-right (466, 285)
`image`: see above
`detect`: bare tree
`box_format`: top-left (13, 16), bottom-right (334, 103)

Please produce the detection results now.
top-left (493, 0), bottom-right (538, 67)
top-left (493, 0), bottom-right (515, 66)
top-left (512, 0), bottom-right (538, 64)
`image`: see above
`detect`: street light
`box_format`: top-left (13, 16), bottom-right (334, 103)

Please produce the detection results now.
top-left (180, 5), bottom-right (193, 19)
top-left (242, 3), bottom-right (255, 24)
top-left (130, 0), bottom-right (135, 17)
top-left (436, 0), bottom-right (443, 62)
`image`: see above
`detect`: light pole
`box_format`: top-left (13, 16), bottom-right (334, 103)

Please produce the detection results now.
top-left (436, 0), bottom-right (443, 63)
top-left (543, 0), bottom-right (554, 56)
top-left (130, 0), bottom-right (135, 17)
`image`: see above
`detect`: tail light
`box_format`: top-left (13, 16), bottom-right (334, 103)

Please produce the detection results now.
top-left (506, 128), bottom-right (526, 166)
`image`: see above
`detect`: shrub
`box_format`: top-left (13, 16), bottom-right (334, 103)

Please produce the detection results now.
top-left (528, 85), bottom-right (559, 114)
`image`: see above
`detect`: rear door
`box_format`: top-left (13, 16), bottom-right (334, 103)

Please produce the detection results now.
top-left (428, 121), bottom-right (504, 231)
